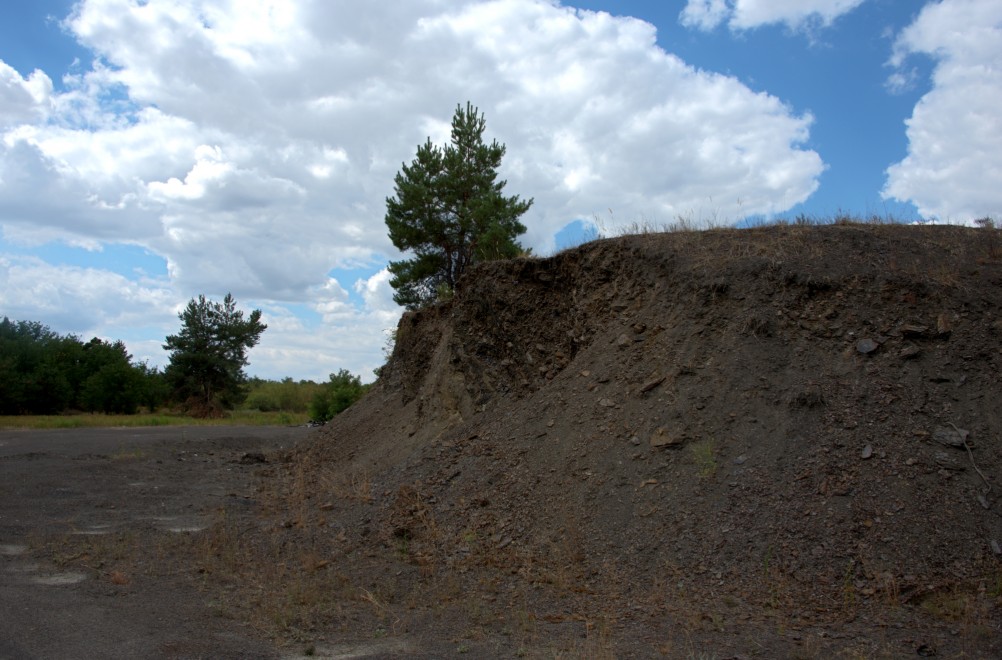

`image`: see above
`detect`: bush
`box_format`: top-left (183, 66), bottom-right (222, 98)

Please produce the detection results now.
top-left (308, 370), bottom-right (369, 422)
top-left (243, 378), bottom-right (322, 413)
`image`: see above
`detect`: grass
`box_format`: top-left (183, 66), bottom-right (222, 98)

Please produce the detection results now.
top-left (0, 409), bottom-right (309, 430)
top-left (689, 439), bottom-right (718, 478)
top-left (559, 210), bottom-right (999, 253)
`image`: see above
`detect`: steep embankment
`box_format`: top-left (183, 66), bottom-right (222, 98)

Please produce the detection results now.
top-left (284, 223), bottom-right (1002, 655)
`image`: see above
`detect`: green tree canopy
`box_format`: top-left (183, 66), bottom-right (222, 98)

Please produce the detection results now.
top-left (163, 294), bottom-right (267, 414)
top-left (0, 317), bottom-right (164, 415)
top-left (385, 102), bottom-right (533, 309)
top-left (307, 368), bottom-right (369, 423)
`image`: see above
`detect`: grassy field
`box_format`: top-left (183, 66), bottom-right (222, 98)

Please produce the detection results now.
top-left (0, 410), bottom-right (310, 430)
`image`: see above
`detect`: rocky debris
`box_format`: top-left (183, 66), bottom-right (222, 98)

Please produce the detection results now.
top-left (283, 224), bottom-right (1002, 657)
top-left (238, 452), bottom-right (268, 464)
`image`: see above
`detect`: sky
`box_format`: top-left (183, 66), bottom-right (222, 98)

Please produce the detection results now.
top-left (1, 0), bottom-right (1000, 383)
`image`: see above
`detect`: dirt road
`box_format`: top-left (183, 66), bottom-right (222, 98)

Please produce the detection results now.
top-left (0, 425), bottom-right (310, 659)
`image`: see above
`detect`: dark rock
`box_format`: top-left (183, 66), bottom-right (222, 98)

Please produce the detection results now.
top-left (900, 323), bottom-right (929, 338)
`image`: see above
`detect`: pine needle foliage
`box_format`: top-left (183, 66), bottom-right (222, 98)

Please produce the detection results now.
top-left (385, 102), bottom-right (533, 309)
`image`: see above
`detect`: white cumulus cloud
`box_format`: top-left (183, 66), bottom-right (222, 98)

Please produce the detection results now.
top-left (0, 0), bottom-right (827, 379)
top-left (883, 0), bottom-right (1002, 222)
top-left (681, 0), bottom-right (867, 32)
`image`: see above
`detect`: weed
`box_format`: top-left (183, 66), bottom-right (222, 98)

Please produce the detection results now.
top-left (841, 559), bottom-right (858, 617)
top-left (332, 469), bottom-right (373, 503)
top-left (360, 587), bottom-right (400, 631)
top-left (689, 439), bottom-right (718, 478)
top-left (975, 216), bottom-right (1001, 260)
top-left (920, 588), bottom-right (975, 621)
top-left (111, 447), bottom-right (146, 460)
top-left (877, 571), bottom-right (900, 608)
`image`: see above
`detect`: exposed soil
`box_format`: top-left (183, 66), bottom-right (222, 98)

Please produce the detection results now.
top-left (5, 223), bottom-right (1002, 659)
top-left (253, 223), bottom-right (1002, 657)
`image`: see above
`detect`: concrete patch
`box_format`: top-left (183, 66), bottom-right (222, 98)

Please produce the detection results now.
top-left (32, 572), bottom-right (87, 586)
top-left (72, 524), bottom-right (114, 536)
top-left (283, 639), bottom-right (412, 659)
top-left (0, 544), bottom-right (28, 556)
top-left (150, 515), bottom-right (208, 533)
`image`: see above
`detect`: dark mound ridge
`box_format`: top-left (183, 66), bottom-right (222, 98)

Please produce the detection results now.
top-left (285, 223), bottom-right (1002, 654)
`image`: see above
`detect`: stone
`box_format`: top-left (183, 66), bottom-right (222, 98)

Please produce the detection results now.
top-left (936, 314), bottom-right (952, 338)
top-left (599, 398), bottom-right (616, 408)
top-left (899, 344), bottom-right (921, 359)
top-left (650, 427), bottom-right (683, 448)
top-left (932, 425), bottom-right (968, 448)
top-left (900, 323), bottom-right (929, 338)
top-left (639, 375), bottom-right (666, 393)
top-left (616, 333), bottom-right (632, 348)
top-left (861, 445), bottom-right (873, 460)
top-left (856, 338), bottom-right (879, 355)
top-left (933, 451), bottom-right (964, 471)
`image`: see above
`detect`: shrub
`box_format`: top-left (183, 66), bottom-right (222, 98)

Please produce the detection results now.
top-left (308, 369), bottom-right (369, 422)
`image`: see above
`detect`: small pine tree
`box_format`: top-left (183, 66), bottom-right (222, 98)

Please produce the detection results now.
top-left (385, 102), bottom-right (533, 309)
top-left (163, 294), bottom-right (267, 414)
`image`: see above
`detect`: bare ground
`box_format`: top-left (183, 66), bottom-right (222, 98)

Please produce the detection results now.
top-left (5, 223), bottom-right (1002, 659)
top-left (0, 425), bottom-right (309, 659)
top-left (249, 224), bottom-right (1002, 658)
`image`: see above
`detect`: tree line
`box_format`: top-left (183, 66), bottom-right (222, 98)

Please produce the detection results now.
top-left (0, 302), bottom-right (366, 420)
top-left (0, 317), bottom-right (165, 415)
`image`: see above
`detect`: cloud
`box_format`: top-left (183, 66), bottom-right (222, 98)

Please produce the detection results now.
top-left (0, 254), bottom-right (176, 342)
top-left (0, 62), bottom-right (53, 125)
top-left (0, 0), bottom-right (827, 378)
top-left (680, 0), bottom-right (867, 32)
top-left (883, 0), bottom-right (1002, 222)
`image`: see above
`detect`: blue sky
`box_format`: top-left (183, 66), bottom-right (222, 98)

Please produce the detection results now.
top-left (1, 1), bottom-right (999, 382)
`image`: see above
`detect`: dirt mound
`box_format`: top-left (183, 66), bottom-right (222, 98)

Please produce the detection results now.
top-left (270, 224), bottom-right (1002, 656)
